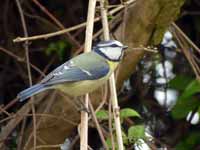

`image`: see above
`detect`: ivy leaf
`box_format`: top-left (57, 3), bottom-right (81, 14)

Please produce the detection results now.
top-left (172, 97), bottom-right (200, 119)
top-left (171, 80), bottom-right (200, 119)
top-left (176, 132), bottom-right (200, 150)
top-left (106, 138), bottom-right (112, 149)
top-left (96, 110), bottom-right (109, 120)
top-left (169, 75), bottom-right (193, 91)
top-left (106, 137), bottom-right (118, 149)
top-left (122, 131), bottom-right (128, 145)
top-left (198, 106), bottom-right (200, 116)
top-left (120, 108), bottom-right (141, 119)
top-left (45, 40), bottom-right (72, 60)
top-left (180, 80), bottom-right (200, 100)
top-left (128, 125), bottom-right (145, 143)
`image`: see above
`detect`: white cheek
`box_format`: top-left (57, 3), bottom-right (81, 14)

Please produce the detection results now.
top-left (100, 47), bottom-right (122, 60)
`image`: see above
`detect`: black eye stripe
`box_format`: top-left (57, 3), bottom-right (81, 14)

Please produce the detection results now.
top-left (110, 44), bottom-right (120, 47)
top-left (97, 44), bottom-right (121, 48)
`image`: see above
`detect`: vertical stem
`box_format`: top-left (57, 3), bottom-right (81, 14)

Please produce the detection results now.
top-left (84, 0), bottom-right (97, 53)
top-left (100, 0), bottom-right (124, 149)
top-left (100, 1), bottom-right (110, 40)
top-left (80, 94), bottom-right (89, 150)
top-left (109, 97), bottom-right (115, 150)
top-left (81, 0), bottom-right (97, 149)
top-left (109, 74), bottom-right (124, 150)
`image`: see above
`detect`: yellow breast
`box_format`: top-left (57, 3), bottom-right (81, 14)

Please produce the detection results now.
top-left (56, 61), bottom-right (119, 97)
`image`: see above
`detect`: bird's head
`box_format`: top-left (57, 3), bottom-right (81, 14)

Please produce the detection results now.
top-left (93, 40), bottom-right (128, 62)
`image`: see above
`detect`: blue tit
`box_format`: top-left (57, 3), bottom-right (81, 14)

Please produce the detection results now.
top-left (18, 40), bottom-right (128, 102)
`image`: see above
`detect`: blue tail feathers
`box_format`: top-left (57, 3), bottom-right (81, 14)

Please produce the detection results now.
top-left (18, 84), bottom-right (45, 102)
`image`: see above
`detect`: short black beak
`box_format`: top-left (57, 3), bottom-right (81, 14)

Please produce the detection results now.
top-left (122, 45), bottom-right (128, 49)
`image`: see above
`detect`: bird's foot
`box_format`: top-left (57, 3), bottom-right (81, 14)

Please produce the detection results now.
top-left (74, 97), bottom-right (90, 114)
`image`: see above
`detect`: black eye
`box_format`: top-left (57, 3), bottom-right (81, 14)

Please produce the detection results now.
top-left (110, 44), bottom-right (119, 47)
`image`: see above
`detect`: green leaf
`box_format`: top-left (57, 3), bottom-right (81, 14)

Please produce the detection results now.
top-left (171, 97), bottom-right (200, 119)
top-left (107, 15), bottom-right (113, 21)
top-left (169, 75), bottom-right (193, 91)
top-left (171, 80), bottom-right (200, 119)
top-left (122, 131), bottom-right (128, 145)
top-left (106, 138), bottom-right (112, 149)
top-left (198, 106), bottom-right (200, 116)
top-left (96, 110), bottom-right (109, 120)
top-left (106, 137), bottom-right (118, 149)
top-left (180, 80), bottom-right (200, 100)
top-left (176, 132), bottom-right (200, 150)
top-left (128, 125), bottom-right (145, 143)
top-left (45, 40), bottom-right (72, 60)
top-left (46, 43), bottom-right (56, 55)
top-left (120, 108), bottom-right (141, 119)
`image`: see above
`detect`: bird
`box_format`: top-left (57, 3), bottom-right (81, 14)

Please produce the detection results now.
top-left (18, 40), bottom-right (128, 102)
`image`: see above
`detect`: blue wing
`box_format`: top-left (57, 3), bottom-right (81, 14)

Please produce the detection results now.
top-left (41, 52), bottom-right (110, 86)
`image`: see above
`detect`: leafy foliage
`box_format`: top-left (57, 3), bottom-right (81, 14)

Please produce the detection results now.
top-left (96, 110), bottom-right (109, 120)
top-left (96, 108), bottom-right (141, 121)
top-left (120, 108), bottom-right (141, 119)
top-left (106, 137), bottom-right (114, 149)
top-left (172, 97), bottom-right (200, 119)
top-left (176, 132), bottom-right (200, 150)
top-left (98, 108), bottom-right (144, 148)
top-left (171, 79), bottom-right (200, 119)
top-left (45, 39), bottom-right (72, 60)
top-left (128, 125), bottom-right (145, 143)
top-left (169, 75), bottom-right (193, 91)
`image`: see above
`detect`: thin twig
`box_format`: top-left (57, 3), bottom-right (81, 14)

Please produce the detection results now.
top-left (15, 0), bottom-right (32, 86)
top-left (23, 92), bottom-right (56, 149)
top-left (0, 113), bottom-right (78, 125)
top-left (32, 0), bottom-right (80, 48)
top-left (130, 47), bottom-right (158, 53)
top-left (122, 3), bottom-right (128, 42)
top-left (37, 56), bottom-right (56, 81)
top-left (172, 23), bottom-right (200, 54)
top-left (15, 0), bottom-right (37, 149)
top-left (100, 0), bottom-right (124, 149)
top-left (0, 98), bottom-right (18, 115)
top-left (13, 0), bottom-right (136, 43)
top-left (31, 102), bottom-right (37, 150)
top-left (0, 105), bottom-right (11, 116)
top-left (0, 101), bottom-right (32, 149)
top-left (74, 6), bottom-right (127, 56)
top-left (88, 100), bottom-right (108, 149)
top-left (17, 118), bottom-right (27, 150)
top-left (96, 4), bottom-right (124, 9)
top-left (69, 135), bottom-right (80, 149)
top-left (0, 91), bottom-right (48, 149)
top-left (172, 29), bottom-right (200, 78)
top-left (30, 144), bottom-right (61, 150)
top-left (0, 47), bottom-right (45, 76)
top-left (94, 85), bottom-right (108, 113)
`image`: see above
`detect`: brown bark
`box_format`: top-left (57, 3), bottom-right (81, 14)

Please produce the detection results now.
top-left (117, 0), bottom-right (185, 88)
